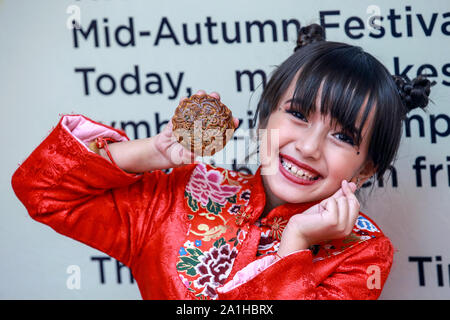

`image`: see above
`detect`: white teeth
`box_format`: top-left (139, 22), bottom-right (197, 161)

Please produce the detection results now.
top-left (281, 158), bottom-right (319, 181)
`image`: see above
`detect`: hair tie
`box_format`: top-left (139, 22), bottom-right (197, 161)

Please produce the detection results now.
top-left (294, 23), bottom-right (326, 52)
top-left (392, 74), bottom-right (436, 113)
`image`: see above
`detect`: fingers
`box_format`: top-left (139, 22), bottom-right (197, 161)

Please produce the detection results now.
top-left (321, 180), bottom-right (360, 238)
top-left (322, 197), bottom-right (338, 227)
top-left (209, 91), bottom-right (220, 100)
top-left (329, 185), bottom-right (345, 200)
top-left (233, 117), bottom-right (240, 129)
top-left (341, 180), bottom-right (360, 234)
top-left (336, 196), bottom-right (349, 230)
top-left (342, 180), bottom-right (360, 214)
top-left (329, 179), bottom-right (357, 199)
top-left (181, 147), bottom-right (197, 165)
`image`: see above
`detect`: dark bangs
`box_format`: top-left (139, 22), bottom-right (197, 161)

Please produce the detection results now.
top-left (290, 44), bottom-right (380, 147)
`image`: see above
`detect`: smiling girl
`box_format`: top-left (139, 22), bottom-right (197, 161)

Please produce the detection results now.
top-left (12, 23), bottom-right (433, 299)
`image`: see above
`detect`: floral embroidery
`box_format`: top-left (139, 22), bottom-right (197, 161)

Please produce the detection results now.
top-left (257, 229), bottom-right (280, 257)
top-left (186, 163), bottom-right (241, 208)
top-left (235, 206), bottom-right (252, 226)
top-left (178, 163), bottom-right (253, 299)
top-left (266, 217), bottom-right (288, 241)
top-left (227, 204), bottom-right (241, 215)
top-left (355, 215), bottom-right (380, 233)
top-left (193, 238), bottom-right (238, 299)
top-left (228, 228), bottom-right (247, 247)
top-left (176, 241), bottom-right (204, 276)
top-left (240, 189), bottom-right (251, 202)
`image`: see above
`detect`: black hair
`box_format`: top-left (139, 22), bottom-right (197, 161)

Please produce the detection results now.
top-left (253, 23), bottom-right (435, 184)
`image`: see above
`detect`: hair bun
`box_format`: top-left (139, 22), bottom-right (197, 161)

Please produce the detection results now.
top-left (294, 23), bottom-right (326, 52)
top-left (392, 75), bottom-right (436, 112)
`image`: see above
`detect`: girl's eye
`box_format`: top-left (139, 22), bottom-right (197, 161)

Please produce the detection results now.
top-left (286, 109), bottom-right (308, 122)
top-left (334, 132), bottom-right (355, 146)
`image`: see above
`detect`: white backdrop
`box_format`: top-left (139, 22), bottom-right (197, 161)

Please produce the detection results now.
top-left (1, 0), bottom-right (449, 299)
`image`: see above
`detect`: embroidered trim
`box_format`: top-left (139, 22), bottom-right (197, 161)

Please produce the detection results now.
top-left (310, 214), bottom-right (381, 262)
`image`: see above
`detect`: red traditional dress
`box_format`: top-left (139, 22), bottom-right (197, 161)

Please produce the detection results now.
top-left (11, 114), bottom-right (394, 300)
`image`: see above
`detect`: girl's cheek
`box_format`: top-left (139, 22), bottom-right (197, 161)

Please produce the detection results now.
top-left (325, 150), bottom-right (357, 180)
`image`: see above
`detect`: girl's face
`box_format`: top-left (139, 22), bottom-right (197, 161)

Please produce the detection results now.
top-left (260, 76), bottom-right (376, 207)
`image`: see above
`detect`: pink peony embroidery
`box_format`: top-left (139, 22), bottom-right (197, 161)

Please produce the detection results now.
top-left (186, 163), bottom-right (241, 207)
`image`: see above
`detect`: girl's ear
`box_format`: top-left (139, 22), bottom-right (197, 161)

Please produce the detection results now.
top-left (355, 160), bottom-right (377, 187)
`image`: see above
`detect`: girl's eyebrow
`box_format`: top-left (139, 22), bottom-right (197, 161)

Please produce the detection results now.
top-left (285, 98), bottom-right (303, 106)
top-left (285, 98), bottom-right (302, 104)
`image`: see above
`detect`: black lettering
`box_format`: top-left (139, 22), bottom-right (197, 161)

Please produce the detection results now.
top-left (441, 12), bottom-right (450, 36)
top-left (183, 22), bottom-right (202, 45)
top-left (442, 63), bottom-right (450, 86)
top-left (232, 158), bottom-right (252, 176)
top-left (155, 112), bottom-right (169, 134)
top-left (96, 73), bottom-right (116, 95)
top-left (368, 16), bottom-right (385, 38)
top-left (435, 256), bottom-right (444, 287)
top-left (413, 156), bottom-right (427, 187)
top-left (204, 16), bottom-right (218, 44)
top-left (103, 18), bottom-right (110, 47)
top-left (116, 260), bottom-right (134, 284)
top-left (387, 9), bottom-right (402, 37)
top-left (245, 20), bottom-right (277, 43)
top-left (447, 157), bottom-right (450, 187)
top-left (165, 72), bottom-right (184, 100)
top-left (393, 57), bottom-right (413, 80)
top-left (416, 13), bottom-right (438, 36)
top-left (222, 21), bottom-right (241, 44)
top-left (319, 10), bottom-right (340, 37)
top-left (235, 69), bottom-right (267, 92)
top-left (379, 165), bottom-right (398, 188)
top-left (344, 16), bottom-right (365, 39)
top-left (115, 17), bottom-right (136, 47)
top-left (405, 6), bottom-right (413, 37)
top-left (417, 64), bottom-right (438, 81)
top-left (73, 19), bottom-right (99, 48)
top-left (430, 113), bottom-right (450, 143)
top-left (154, 17), bottom-right (179, 45)
top-left (121, 65), bottom-right (141, 95)
top-left (145, 73), bottom-right (163, 94)
top-left (121, 120), bottom-right (151, 139)
top-left (409, 256), bottom-right (432, 286)
top-left (74, 67), bottom-right (95, 95)
top-left (430, 164), bottom-right (443, 187)
top-left (404, 114), bottom-right (425, 138)
top-left (282, 19), bottom-right (300, 41)
top-left (91, 256), bottom-right (111, 284)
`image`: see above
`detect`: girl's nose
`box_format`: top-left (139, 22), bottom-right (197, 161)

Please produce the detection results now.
top-left (295, 130), bottom-right (323, 160)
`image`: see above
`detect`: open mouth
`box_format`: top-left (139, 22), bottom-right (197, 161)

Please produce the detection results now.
top-left (279, 153), bottom-right (322, 185)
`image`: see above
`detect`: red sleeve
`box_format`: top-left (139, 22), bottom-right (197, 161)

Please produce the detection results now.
top-left (217, 236), bottom-right (394, 300)
top-left (11, 114), bottom-right (194, 267)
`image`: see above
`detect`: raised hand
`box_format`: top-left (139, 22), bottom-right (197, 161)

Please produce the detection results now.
top-left (278, 180), bottom-right (360, 256)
